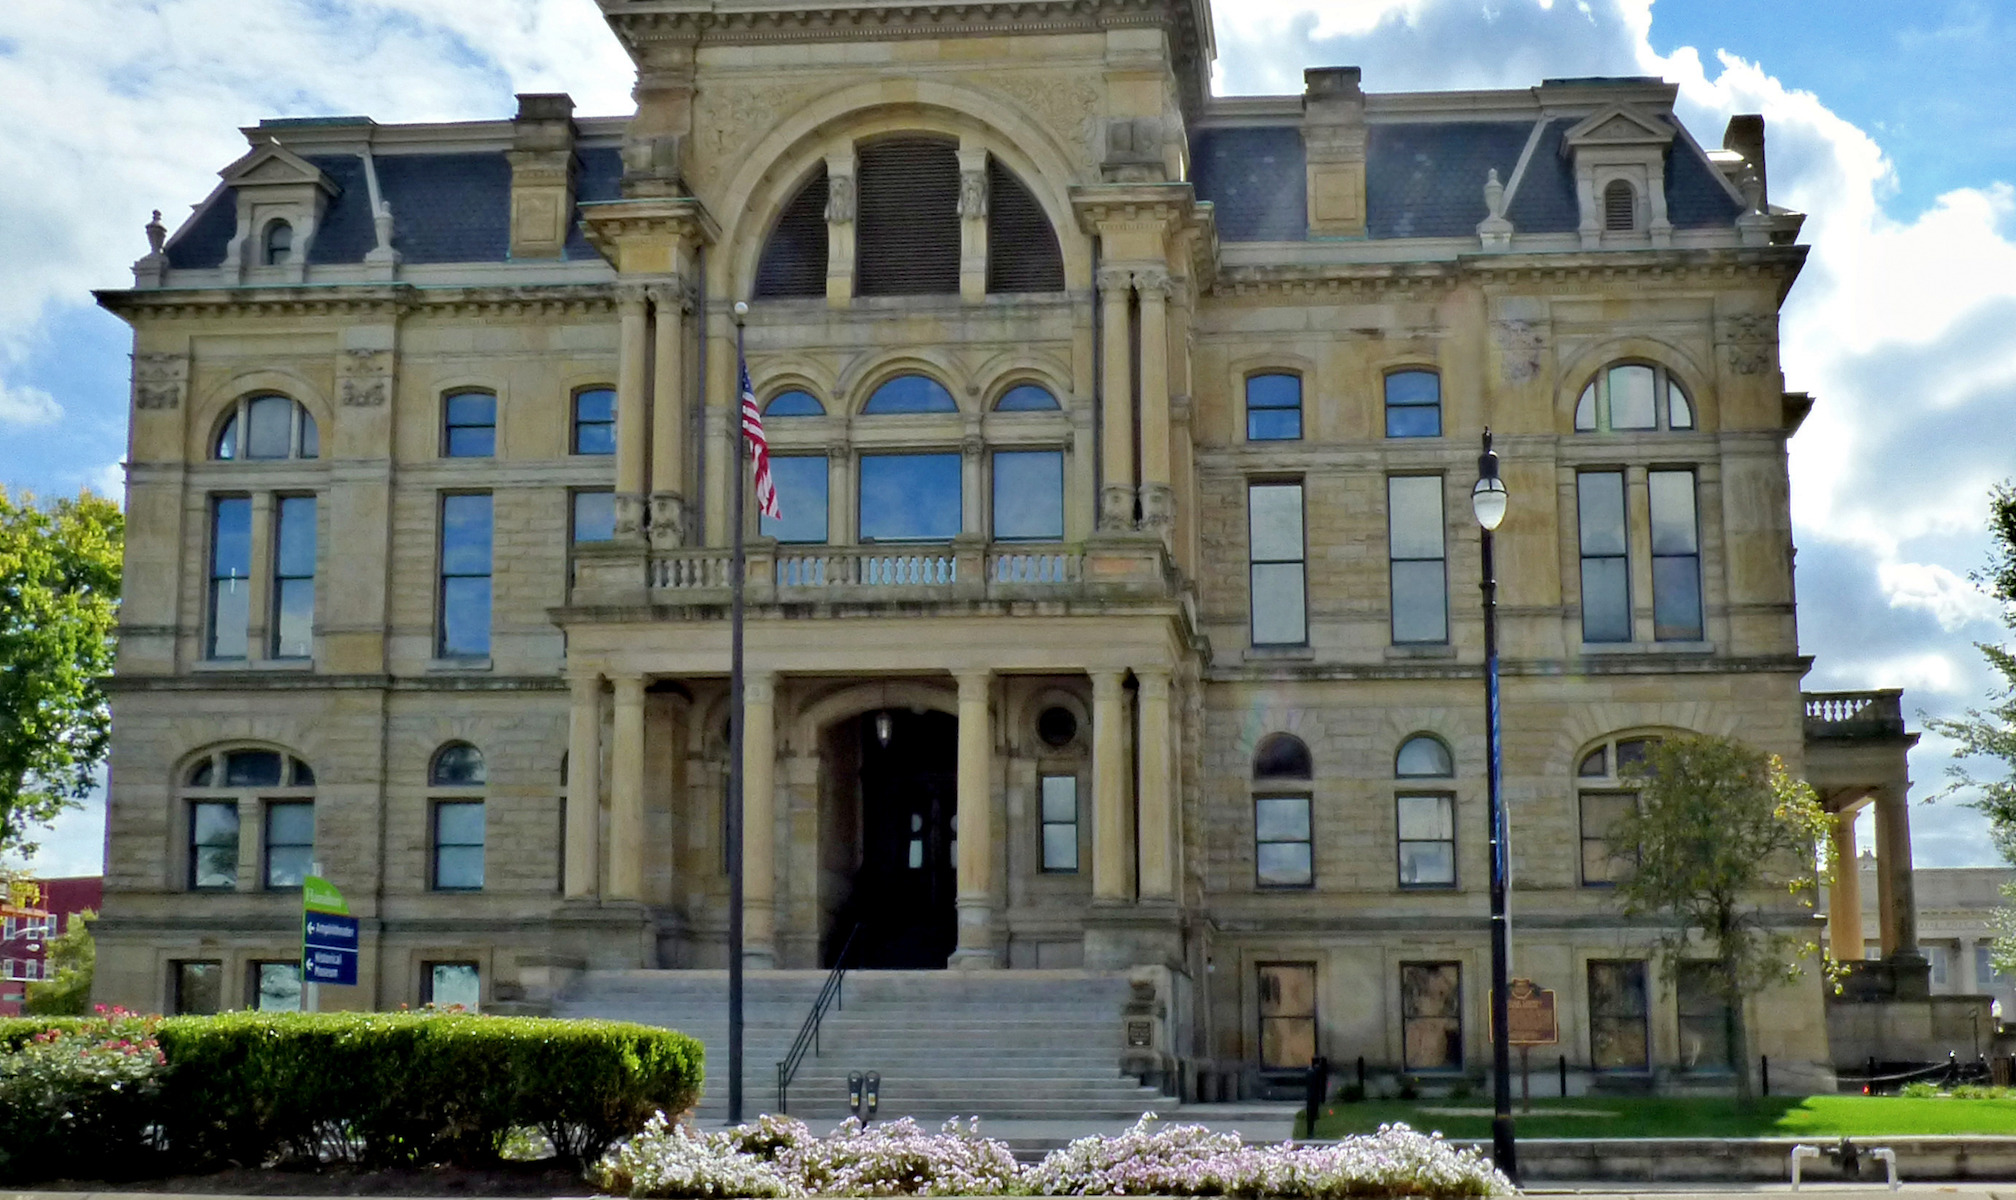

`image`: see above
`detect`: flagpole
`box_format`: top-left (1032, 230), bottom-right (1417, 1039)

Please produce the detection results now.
top-left (727, 300), bottom-right (749, 1125)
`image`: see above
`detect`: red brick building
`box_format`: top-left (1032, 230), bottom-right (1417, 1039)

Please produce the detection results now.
top-left (1, 876), bottom-right (102, 1015)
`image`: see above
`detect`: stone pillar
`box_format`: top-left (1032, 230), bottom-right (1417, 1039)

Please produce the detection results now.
top-left (615, 286), bottom-right (651, 538)
top-left (742, 672), bottom-right (778, 967)
top-left (607, 674), bottom-right (647, 901)
top-left (1136, 668), bottom-right (1175, 901)
top-left (564, 673), bottom-right (603, 898)
top-left (825, 149), bottom-right (856, 307)
top-left (1091, 669), bottom-right (1131, 901)
top-left (1136, 269), bottom-right (1171, 533)
top-left (957, 142), bottom-right (989, 304)
top-left (649, 282), bottom-right (688, 545)
top-left (1097, 267), bottom-right (1135, 532)
top-left (952, 669), bottom-right (998, 967)
top-left (1874, 783), bottom-right (1918, 956)
top-left (1828, 808), bottom-right (1863, 961)
top-left (960, 434), bottom-right (985, 538)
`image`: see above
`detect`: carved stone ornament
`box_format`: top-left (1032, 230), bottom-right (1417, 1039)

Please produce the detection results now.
top-left (957, 169), bottom-right (988, 219)
top-left (825, 173), bottom-right (856, 224)
top-left (1720, 313), bottom-right (1776, 376)
top-left (145, 210), bottom-right (167, 255)
top-left (1095, 265), bottom-right (1134, 295)
top-left (1492, 319), bottom-right (1546, 385)
top-left (1132, 266), bottom-right (1172, 299)
top-left (338, 348), bottom-right (393, 407)
top-left (132, 351), bottom-right (187, 411)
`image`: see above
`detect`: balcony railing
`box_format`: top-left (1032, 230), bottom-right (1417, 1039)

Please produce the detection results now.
top-left (639, 543), bottom-right (1095, 603)
top-left (1803, 689), bottom-right (1907, 739)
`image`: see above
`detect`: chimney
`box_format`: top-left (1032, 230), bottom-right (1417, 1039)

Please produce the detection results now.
top-left (507, 93), bottom-right (578, 260)
top-left (1302, 67), bottom-right (1367, 238)
top-left (1723, 114), bottom-right (1766, 210)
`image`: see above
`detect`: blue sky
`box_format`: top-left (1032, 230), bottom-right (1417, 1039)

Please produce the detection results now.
top-left (2, 0), bottom-right (2013, 876)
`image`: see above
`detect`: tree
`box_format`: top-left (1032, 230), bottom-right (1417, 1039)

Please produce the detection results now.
top-left (0, 487), bottom-right (121, 858)
top-left (23, 908), bottom-right (95, 1015)
top-left (1926, 480), bottom-right (2016, 978)
top-left (1609, 734), bottom-right (1832, 1104)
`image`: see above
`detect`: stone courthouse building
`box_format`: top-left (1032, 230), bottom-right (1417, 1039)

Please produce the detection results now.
top-left (92, 0), bottom-right (1925, 1101)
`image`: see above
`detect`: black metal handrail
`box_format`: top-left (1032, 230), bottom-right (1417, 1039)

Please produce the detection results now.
top-left (775, 923), bottom-right (861, 1114)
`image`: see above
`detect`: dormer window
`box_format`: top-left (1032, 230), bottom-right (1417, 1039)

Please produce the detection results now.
top-left (263, 220), bottom-right (294, 266)
top-left (1603, 181), bottom-right (1637, 233)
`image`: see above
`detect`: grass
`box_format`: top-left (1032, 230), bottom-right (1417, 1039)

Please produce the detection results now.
top-left (1300, 1095), bottom-right (2016, 1140)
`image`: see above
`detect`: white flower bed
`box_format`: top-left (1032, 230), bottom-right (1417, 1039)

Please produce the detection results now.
top-left (598, 1113), bottom-right (1513, 1199)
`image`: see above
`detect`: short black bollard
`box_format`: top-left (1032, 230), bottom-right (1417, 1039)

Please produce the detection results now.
top-left (1761, 1054), bottom-right (1769, 1096)
top-left (1356, 1055), bottom-right (1366, 1096)
top-left (1303, 1056), bottom-right (1330, 1138)
top-left (1558, 1054), bottom-right (1568, 1098)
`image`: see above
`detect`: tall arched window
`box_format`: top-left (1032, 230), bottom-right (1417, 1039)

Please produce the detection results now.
top-left (765, 390), bottom-right (825, 416)
top-left (1253, 733), bottom-right (1313, 889)
top-left (1395, 734), bottom-right (1455, 888)
top-left (429, 742), bottom-right (486, 892)
top-left (263, 220), bottom-right (294, 266)
top-left (856, 138), bottom-right (961, 297)
top-left (1576, 734), bottom-right (1660, 886)
top-left (994, 384), bottom-right (1059, 412)
top-left (181, 748), bottom-right (316, 893)
top-left (215, 394), bottom-right (318, 461)
top-left (1574, 362), bottom-right (1694, 432)
top-left (755, 164), bottom-right (830, 299)
top-left (862, 375), bottom-right (958, 414)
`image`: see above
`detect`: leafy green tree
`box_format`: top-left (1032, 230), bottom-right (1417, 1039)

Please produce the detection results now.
top-left (1926, 480), bottom-right (2016, 978)
top-left (0, 487), bottom-right (121, 857)
top-left (1609, 734), bottom-right (1832, 1104)
top-left (23, 908), bottom-right (95, 1015)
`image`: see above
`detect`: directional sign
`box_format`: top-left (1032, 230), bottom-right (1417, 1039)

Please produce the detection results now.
top-left (303, 912), bottom-right (359, 985)
top-left (303, 875), bottom-right (348, 915)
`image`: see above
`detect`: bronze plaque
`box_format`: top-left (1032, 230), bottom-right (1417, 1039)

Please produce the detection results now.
top-left (1506, 978), bottom-right (1558, 1046)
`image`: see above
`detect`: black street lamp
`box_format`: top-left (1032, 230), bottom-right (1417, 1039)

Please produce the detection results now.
top-left (1471, 429), bottom-right (1516, 1183)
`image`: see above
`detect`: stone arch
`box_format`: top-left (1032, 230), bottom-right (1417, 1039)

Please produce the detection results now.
top-left (1554, 713), bottom-right (1728, 781)
top-left (190, 369), bottom-right (331, 462)
top-left (1556, 336), bottom-right (1713, 434)
top-left (975, 355), bottom-right (1074, 413)
top-left (791, 678), bottom-right (959, 750)
top-left (840, 355), bottom-right (970, 416)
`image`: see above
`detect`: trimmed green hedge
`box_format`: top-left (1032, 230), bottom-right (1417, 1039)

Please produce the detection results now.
top-left (0, 1011), bottom-right (702, 1180)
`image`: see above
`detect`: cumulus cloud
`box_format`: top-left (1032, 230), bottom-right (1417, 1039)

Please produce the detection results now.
top-left (0, 381), bottom-right (61, 426)
top-left (1878, 561), bottom-right (2002, 632)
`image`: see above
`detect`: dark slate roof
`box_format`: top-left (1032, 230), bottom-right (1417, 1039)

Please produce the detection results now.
top-left (1191, 126), bottom-right (1305, 241)
top-left (1364, 121), bottom-right (1532, 239)
top-left (1504, 119), bottom-right (1581, 234)
top-left (1663, 129), bottom-right (1744, 227)
top-left (163, 146), bottom-right (625, 268)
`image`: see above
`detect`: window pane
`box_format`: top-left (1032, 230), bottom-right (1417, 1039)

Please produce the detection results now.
top-left (1246, 374), bottom-right (1300, 408)
top-left (190, 802), bottom-right (239, 890)
top-left (1590, 960), bottom-right (1650, 1070)
top-left (1397, 794), bottom-right (1453, 840)
top-left (1667, 379), bottom-right (1695, 429)
top-left (1254, 734), bottom-right (1312, 780)
top-left (1579, 748), bottom-right (1607, 778)
top-left (1255, 796), bottom-right (1311, 842)
top-left (446, 425), bottom-right (495, 458)
top-left (441, 578), bottom-right (493, 657)
top-left (1608, 365), bottom-right (1657, 429)
top-left (862, 375), bottom-right (957, 414)
top-left (1256, 841), bottom-right (1313, 887)
top-left (1396, 736), bottom-right (1453, 778)
top-left (1248, 484), bottom-right (1304, 562)
top-left (224, 750), bottom-right (282, 787)
top-left (1385, 370), bottom-right (1439, 407)
top-left (1247, 408), bottom-right (1302, 441)
top-left (445, 392), bottom-right (495, 426)
top-left (1385, 371), bottom-right (1442, 438)
top-left (572, 491), bottom-right (616, 544)
top-left (432, 744), bottom-right (486, 786)
top-left (213, 497), bottom-right (252, 577)
top-left (573, 388), bottom-right (617, 455)
top-left (1387, 476), bottom-right (1445, 559)
top-left (1041, 824), bottom-right (1077, 872)
top-left (1677, 962), bottom-right (1733, 1071)
top-left (1250, 562), bottom-right (1307, 645)
top-left (436, 800), bottom-right (485, 844)
top-left (435, 844), bottom-right (485, 890)
top-left (1386, 405), bottom-right (1441, 438)
top-left (1399, 840), bottom-right (1455, 886)
top-left (175, 961), bottom-right (222, 1015)
top-left (1582, 558), bottom-right (1631, 642)
top-left (1391, 559), bottom-right (1448, 644)
top-left (441, 495), bottom-right (494, 574)
top-left (1648, 472), bottom-right (1699, 554)
top-left (1040, 775), bottom-right (1078, 824)
top-left (1574, 383), bottom-right (1596, 432)
top-left (245, 396), bottom-right (294, 459)
top-left (765, 390), bottom-right (824, 416)
top-left (256, 962), bottom-right (302, 1012)
top-left (1401, 963), bottom-right (1462, 1070)
top-left (266, 845), bottom-right (311, 889)
top-left (759, 457), bottom-right (828, 543)
top-left (1577, 472), bottom-right (1627, 555)
top-left (273, 579), bottom-right (314, 659)
top-left (1246, 375), bottom-right (1301, 442)
top-left (429, 963), bottom-right (480, 1011)
top-left (275, 496), bottom-right (316, 577)
top-left (992, 450), bottom-right (1064, 541)
top-left (858, 453), bottom-right (961, 541)
top-left (445, 393), bottom-right (496, 458)
top-left (216, 414), bottom-right (239, 459)
top-left (1653, 556), bottom-right (1704, 641)
top-left (995, 385), bottom-right (1059, 412)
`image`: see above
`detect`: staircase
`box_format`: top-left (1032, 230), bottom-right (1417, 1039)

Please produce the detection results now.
top-left (553, 969), bottom-right (1169, 1122)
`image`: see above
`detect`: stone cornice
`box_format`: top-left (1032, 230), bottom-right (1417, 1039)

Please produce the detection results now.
top-left (94, 283), bottom-right (620, 321)
top-left (578, 196), bottom-right (721, 266)
top-left (1210, 244), bottom-right (1808, 299)
top-left (1205, 652), bottom-right (1807, 684)
top-left (103, 672), bottom-right (568, 693)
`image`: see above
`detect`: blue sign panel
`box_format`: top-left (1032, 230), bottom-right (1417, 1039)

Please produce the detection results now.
top-left (303, 913), bottom-right (359, 986)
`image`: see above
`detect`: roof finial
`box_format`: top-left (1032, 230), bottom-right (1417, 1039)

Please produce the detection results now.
top-left (145, 209), bottom-right (166, 255)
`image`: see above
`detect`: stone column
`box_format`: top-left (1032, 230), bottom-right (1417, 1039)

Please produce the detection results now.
top-left (1135, 269), bottom-right (1172, 534)
top-left (1828, 808), bottom-right (1863, 961)
top-left (607, 674), bottom-right (647, 901)
top-left (1136, 668), bottom-right (1175, 901)
top-left (1091, 669), bottom-right (1132, 901)
top-left (1097, 267), bottom-right (1135, 532)
top-left (564, 673), bottom-right (603, 899)
top-left (957, 143), bottom-right (989, 303)
top-left (742, 672), bottom-right (778, 967)
top-left (825, 149), bottom-right (857, 307)
top-left (1874, 782), bottom-right (1918, 956)
top-left (827, 444), bottom-right (852, 545)
top-left (952, 669), bottom-right (998, 967)
top-left (615, 286), bottom-right (651, 539)
top-left (961, 434), bottom-right (985, 538)
top-left (648, 282), bottom-right (688, 545)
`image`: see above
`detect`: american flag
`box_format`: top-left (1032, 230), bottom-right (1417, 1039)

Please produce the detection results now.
top-left (739, 355), bottom-right (782, 521)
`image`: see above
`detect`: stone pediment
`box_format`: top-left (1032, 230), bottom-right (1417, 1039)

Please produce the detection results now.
top-left (220, 141), bottom-right (338, 195)
top-left (1563, 105), bottom-right (1673, 149)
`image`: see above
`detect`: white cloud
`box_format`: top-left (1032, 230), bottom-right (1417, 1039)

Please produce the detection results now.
top-left (89, 461), bottom-right (126, 505)
top-left (1878, 561), bottom-right (2001, 632)
top-left (0, 381), bottom-right (61, 426)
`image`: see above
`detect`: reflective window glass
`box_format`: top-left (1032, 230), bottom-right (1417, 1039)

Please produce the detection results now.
top-left (1253, 734), bottom-right (1313, 780)
top-left (763, 456), bottom-right (829, 544)
top-left (255, 961), bottom-right (302, 1011)
top-left (245, 395), bottom-right (295, 459)
top-left (1384, 370), bottom-right (1442, 438)
top-left (1040, 775), bottom-right (1078, 872)
top-left (174, 961), bottom-right (223, 1015)
top-left (1255, 796), bottom-right (1313, 888)
top-left (433, 800), bottom-right (485, 891)
top-left (431, 742), bottom-right (486, 786)
top-left (858, 453), bottom-right (961, 541)
top-left (1396, 794), bottom-right (1455, 887)
top-left (862, 375), bottom-right (957, 414)
top-left (1388, 476), bottom-right (1447, 644)
top-left (1578, 471), bottom-right (1630, 643)
top-left (224, 750), bottom-right (283, 788)
top-left (995, 385), bottom-right (1060, 411)
top-left (209, 498), bottom-right (252, 659)
top-left (272, 496), bottom-right (315, 659)
top-left (572, 388), bottom-right (616, 455)
top-left (427, 962), bottom-right (480, 1011)
top-left (1246, 374), bottom-right (1302, 441)
top-left (443, 393), bottom-right (497, 458)
top-left (1608, 364), bottom-right (1657, 429)
top-left (439, 494), bottom-right (493, 657)
top-left (1395, 736), bottom-right (1453, 778)
top-left (1649, 470), bottom-right (1702, 641)
top-left (765, 390), bottom-right (825, 416)
top-left (572, 491), bottom-right (616, 544)
top-left (189, 801), bottom-right (239, 890)
top-left (992, 450), bottom-right (1064, 541)
top-left (264, 801), bottom-right (313, 889)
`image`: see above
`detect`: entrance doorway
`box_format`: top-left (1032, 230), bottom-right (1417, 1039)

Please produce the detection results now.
top-left (832, 708), bottom-right (958, 969)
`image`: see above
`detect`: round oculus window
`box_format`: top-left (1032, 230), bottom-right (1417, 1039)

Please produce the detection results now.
top-left (1037, 706), bottom-right (1078, 748)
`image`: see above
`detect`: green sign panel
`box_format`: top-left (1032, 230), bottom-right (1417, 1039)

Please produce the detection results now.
top-left (303, 875), bottom-right (347, 915)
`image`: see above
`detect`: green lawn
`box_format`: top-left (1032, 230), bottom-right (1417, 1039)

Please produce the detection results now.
top-left (1300, 1095), bottom-right (2016, 1140)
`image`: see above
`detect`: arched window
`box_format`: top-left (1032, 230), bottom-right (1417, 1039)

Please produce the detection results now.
top-left (572, 388), bottom-right (616, 455)
top-left (1253, 733), bottom-right (1313, 888)
top-left (1576, 734), bottom-right (1661, 886)
top-left (215, 394), bottom-right (318, 460)
top-left (755, 163), bottom-right (829, 299)
top-left (1603, 181), bottom-right (1637, 232)
top-left (856, 138), bottom-right (961, 296)
top-left (181, 748), bottom-right (316, 893)
top-left (1384, 370), bottom-right (1441, 438)
top-left (1246, 373), bottom-right (1302, 441)
top-left (985, 159), bottom-right (1065, 293)
top-left (862, 374), bottom-right (958, 414)
top-left (1394, 734), bottom-right (1454, 889)
top-left (765, 390), bottom-right (825, 416)
top-left (1574, 362), bottom-right (1694, 432)
top-left (994, 384), bottom-right (1060, 412)
top-left (263, 220), bottom-right (294, 266)
top-left (428, 742), bottom-right (486, 891)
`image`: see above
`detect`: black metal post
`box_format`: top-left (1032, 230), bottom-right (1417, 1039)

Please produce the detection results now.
top-left (727, 310), bottom-right (748, 1124)
top-left (1479, 429), bottom-right (1518, 1183)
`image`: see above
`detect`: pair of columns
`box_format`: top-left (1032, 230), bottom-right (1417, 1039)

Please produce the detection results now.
top-left (1097, 265), bottom-right (1174, 534)
top-left (613, 281), bottom-right (692, 544)
top-left (1825, 784), bottom-right (1917, 961)
top-left (560, 665), bottom-right (1181, 966)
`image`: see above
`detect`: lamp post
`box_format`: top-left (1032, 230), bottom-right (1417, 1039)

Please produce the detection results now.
top-left (1471, 428), bottom-right (1516, 1183)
